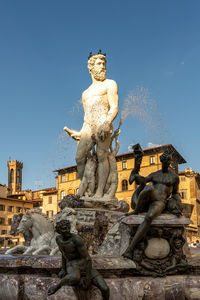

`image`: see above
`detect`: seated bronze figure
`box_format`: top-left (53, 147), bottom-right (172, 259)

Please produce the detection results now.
top-left (48, 219), bottom-right (109, 300)
top-left (123, 146), bottom-right (182, 259)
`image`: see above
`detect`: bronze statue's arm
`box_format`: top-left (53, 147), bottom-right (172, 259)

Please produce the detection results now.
top-left (56, 236), bottom-right (66, 276)
top-left (172, 177), bottom-right (179, 195)
top-left (145, 174), bottom-right (153, 183)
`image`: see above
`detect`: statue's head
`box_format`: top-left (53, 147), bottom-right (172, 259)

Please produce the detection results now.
top-left (160, 151), bottom-right (172, 167)
top-left (55, 219), bottom-right (71, 236)
top-left (88, 50), bottom-right (107, 81)
top-left (17, 212), bottom-right (32, 233)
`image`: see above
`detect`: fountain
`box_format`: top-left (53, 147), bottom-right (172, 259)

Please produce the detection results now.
top-left (0, 51), bottom-right (200, 300)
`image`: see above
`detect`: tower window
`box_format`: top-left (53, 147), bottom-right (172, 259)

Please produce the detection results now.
top-left (17, 169), bottom-right (20, 184)
top-left (10, 169), bottom-right (14, 183)
top-left (122, 179), bottom-right (128, 191)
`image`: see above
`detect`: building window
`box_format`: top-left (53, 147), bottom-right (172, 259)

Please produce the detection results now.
top-left (0, 218), bottom-right (5, 225)
top-left (122, 179), bottom-right (128, 191)
top-left (48, 196), bottom-right (52, 204)
top-left (7, 206), bottom-right (14, 212)
top-left (122, 161), bottom-right (127, 170)
top-left (1, 230), bottom-right (7, 234)
top-left (46, 210), bottom-right (53, 218)
top-left (180, 191), bottom-right (187, 199)
top-left (61, 174), bottom-right (66, 183)
top-left (180, 176), bottom-right (186, 182)
top-left (8, 218), bottom-right (12, 225)
top-left (61, 190), bottom-right (65, 200)
top-left (10, 169), bottom-right (14, 183)
top-left (0, 205), bottom-right (5, 211)
top-left (16, 207), bottom-right (22, 213)
top-left (76, 188), bottom-right (79, 195)
top-left (150, 156), bottom-right (155, 165)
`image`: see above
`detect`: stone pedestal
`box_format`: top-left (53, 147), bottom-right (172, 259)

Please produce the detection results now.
top-left (99, 214), bottom-right (192, 276)
top-left (0, 254), bottom-right (199, 300)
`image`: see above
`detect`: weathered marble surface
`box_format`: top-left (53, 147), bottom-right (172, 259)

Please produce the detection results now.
top-left (0, 274), bottom-right (200, 300)
top-left (99, 214), bottom-right (192, 258)
top-left (0, 255), bottom-right (199, 299)
top-left (122, 214), bottom-right (192, 226)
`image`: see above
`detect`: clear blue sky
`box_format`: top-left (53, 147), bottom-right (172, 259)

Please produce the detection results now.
top-left (0, 0), bottom-right (200, 190)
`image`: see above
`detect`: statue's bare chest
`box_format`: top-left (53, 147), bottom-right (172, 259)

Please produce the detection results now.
top-left (85, 84), bottom-right (108, 107)
top-left (58, 239), bottom-right (76, 254)
top-left (152, 172), bottom-right (175, 187)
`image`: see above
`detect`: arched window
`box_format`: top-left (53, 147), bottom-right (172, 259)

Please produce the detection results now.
top-left (61, 190), bottom-right (65, 200)
top-left (17, 169), bottom-right (20, 184)
top-left (10, 169), bottom-right (14, 183)
top-left (122, 179), bottom-right (128, 191)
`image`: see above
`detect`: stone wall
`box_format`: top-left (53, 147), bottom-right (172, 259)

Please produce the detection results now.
top-left (0, 255), bottom-right (199, 300)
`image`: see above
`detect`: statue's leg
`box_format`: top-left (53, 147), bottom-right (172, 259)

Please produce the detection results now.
top-left (33, 245), bottom-right (51, 255)
top-left (5, 244), bottom-right (27, 255)
top-left (95, 135), bottom-right (111, 198)
top-left (92, 270), bottom-right (110, 300)
top-left (78, 177), bottom-right (88, 197)
top-left (133, 185), bottom-right (152, 214)
top-left (88, 179), bottom-right (95, 196)
top-left (123, 200), bottom-right (165, 259)
top-left (108, 182), bottom-right (118, 198)
top-left (23, 246), bottom-right (35, 255)
top-left (48, 265), bottom-right (81, 296)
top-left (76, 134), bottom-right (91, 179)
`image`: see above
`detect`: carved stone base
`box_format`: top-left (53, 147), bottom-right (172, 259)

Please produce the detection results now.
top-left (82, 196), bottom-right (119, 210)
top-left (99, 213), bottom-right (192, 276)
top-left (0, 255), bottom-right (199, 299)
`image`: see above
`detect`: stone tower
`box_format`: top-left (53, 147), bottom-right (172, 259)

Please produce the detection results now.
top-left (7, 160), bottom-right (23, 194)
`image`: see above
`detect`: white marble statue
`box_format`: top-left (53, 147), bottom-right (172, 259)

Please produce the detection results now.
top-left (6, 208), bottom-right (78, 256)
top-left (6, 209), bottom-right (56, 255)
top-left (103, 129), bottom-right (120, 200)
top-left (64, 50), bottom-right (119, 199)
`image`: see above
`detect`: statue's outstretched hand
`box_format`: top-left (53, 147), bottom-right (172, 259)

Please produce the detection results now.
top-left (64, 127), bottom-right (81, 141)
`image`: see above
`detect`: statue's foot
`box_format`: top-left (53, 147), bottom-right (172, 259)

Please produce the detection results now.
top-left (48, 284), bottom-right (60, 296)
top-left (94, 192), bottom-right (103, 199)
top-left (122, 250), bottom-right (133, 260)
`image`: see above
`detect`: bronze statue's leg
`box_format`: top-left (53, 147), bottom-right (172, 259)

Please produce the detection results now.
top-left (49, 265), bottom-right (81, 295)
top-left (92, 271), bottom-right (110, 300)
top-left (123, 200), bottom-right (165, 259)
top-left (133, 185), bottom-right (152, 214)
top-left (95, 135), bottom-right (111, 198)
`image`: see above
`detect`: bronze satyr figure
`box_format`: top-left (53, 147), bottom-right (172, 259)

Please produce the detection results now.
top-left (48, 219), bottom-right (109, 300)
top-left (123, 150), bottom-right (181, 259)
